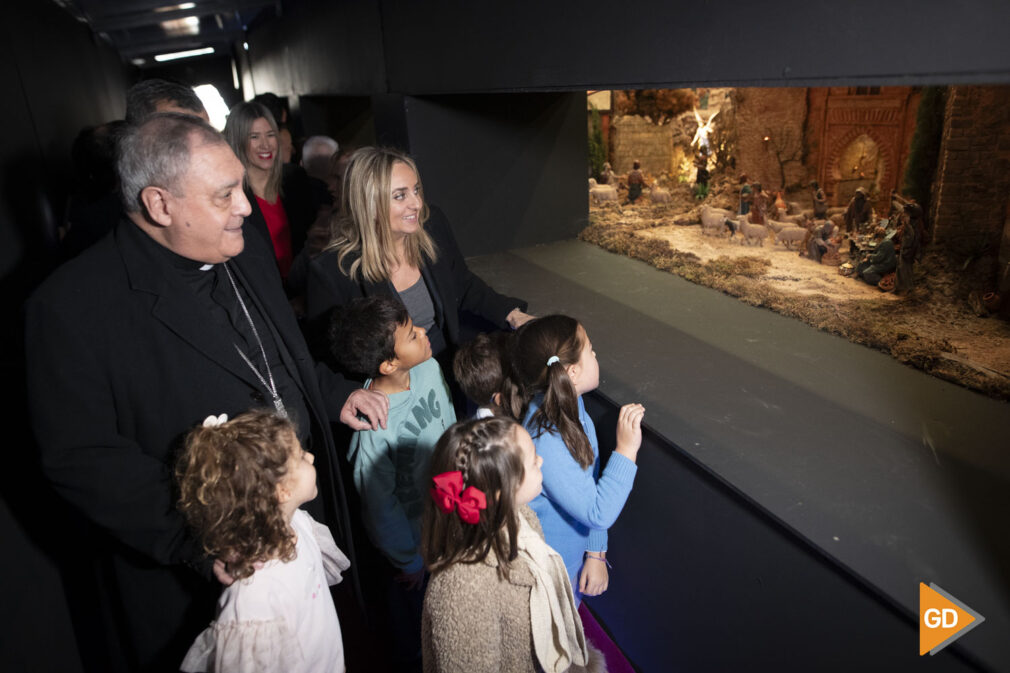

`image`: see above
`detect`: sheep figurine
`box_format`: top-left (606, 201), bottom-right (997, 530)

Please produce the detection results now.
top-left (588, 178), bottom-right (618, 204)
top-left (701, 205), bottom-right (732, 236)
top-left (650, 183), bottom-right (671, 203)
top-left (775, 226), bottom-right (807, 250)
top-left (736, 216), bottom-right (768, 246)
top-left (765, 219), bottom-right (791, 234)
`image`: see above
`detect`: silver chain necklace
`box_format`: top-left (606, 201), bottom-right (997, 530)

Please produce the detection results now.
top-left (222, 262), bottom-right (287, 418)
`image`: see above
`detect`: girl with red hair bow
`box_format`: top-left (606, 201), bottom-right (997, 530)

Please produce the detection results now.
top-left (420, 417), bottom-right (606, 672)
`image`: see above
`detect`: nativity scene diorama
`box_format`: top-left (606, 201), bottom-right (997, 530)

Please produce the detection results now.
top-left (583, 86), bottom-right (1010, 399)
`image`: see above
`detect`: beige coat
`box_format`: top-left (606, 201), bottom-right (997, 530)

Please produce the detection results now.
top-left (422, 506), bottom-right (605, 673)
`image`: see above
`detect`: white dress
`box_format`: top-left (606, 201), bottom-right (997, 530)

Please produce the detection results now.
top-left (181, 509), bottom-right (350, 673)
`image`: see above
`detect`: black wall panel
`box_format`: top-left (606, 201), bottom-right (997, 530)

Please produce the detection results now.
top-left (2, 3), bottom-right (129, 672)
top-left (1, 0), bottom-right (129, 349)
top-left (247, 1), bottom-right (1010, 100)
top-left (379, 0), bottom-right (1010, 93)
top-left (297, 95), bottom-right (377, 149)
top-left (0, 29), bottom-right (47, 291)
top-left (245, 0), bottom-right (386, 97)
top-left (396, 93), bottom-right (588, 256)
top-left (8, 0), bottom-right (127, 220)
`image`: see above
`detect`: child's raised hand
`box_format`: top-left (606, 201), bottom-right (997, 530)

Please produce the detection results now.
top-left (615, 403), bottom-right (645, 462)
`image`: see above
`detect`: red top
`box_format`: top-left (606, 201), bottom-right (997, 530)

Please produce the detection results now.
top-left (255, 195), bottom-right (292, 280)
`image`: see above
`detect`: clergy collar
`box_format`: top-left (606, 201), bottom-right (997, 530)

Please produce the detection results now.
top-left (161, 245), bottom-right (215, 272)
top-left (123, 222), bottom-right (218, 272)
top-left (139, 231), bottom-right (218, 272)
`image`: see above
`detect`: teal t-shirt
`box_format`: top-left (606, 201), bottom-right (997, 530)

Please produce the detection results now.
top-left (349, 357), bottom-right (456, 572)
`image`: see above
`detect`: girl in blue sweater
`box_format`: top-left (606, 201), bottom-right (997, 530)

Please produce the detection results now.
top-left (507, 315), bottom-right (645, 604)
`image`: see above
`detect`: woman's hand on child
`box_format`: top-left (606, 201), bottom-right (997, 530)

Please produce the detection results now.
top-left (213, 558), bottom-right (266, 586)
top-left (213, 559), bottom-right (236, 586)
top-left (506, 308), bottom-right (535, 330)
top-left (340, 388), bottom-right (390, 431)
top-left (579, 553), bottom-right (609, 597)
top-left (615, 403), bottom-right (646, 461)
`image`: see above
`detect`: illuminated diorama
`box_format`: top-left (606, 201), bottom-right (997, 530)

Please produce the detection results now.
top-left (583, 86), bottom-right (1010, 399)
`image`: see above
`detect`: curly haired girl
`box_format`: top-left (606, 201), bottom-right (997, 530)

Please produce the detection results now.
top-left (176, 410), bottom-right (350, 673)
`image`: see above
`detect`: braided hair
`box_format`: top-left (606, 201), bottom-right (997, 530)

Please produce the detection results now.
top-left (421, 417), bottom-right (525, 579)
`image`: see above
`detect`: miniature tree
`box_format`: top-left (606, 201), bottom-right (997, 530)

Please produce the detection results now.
top-left (765, 125), bottom-right (804, 191)
top-left (902, 86), bottom-right (947, 213)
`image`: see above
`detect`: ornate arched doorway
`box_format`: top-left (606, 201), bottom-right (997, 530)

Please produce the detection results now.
top-left (822, 126), bottom-right (896, 209)
top-left (834, 133), bottom-right (884, 204)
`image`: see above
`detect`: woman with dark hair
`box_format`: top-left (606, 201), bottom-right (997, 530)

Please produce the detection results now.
top-left (224, 101), bottom-right (319, 284)
top-left (504, 314), bottom-right (644, 606)
top-left (306, 147), bottom-right (532, 371)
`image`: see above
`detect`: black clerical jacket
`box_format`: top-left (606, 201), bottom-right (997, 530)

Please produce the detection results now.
top-left (25, 217), bottom-right (357, 671)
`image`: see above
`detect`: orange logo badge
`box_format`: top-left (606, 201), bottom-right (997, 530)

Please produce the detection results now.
top-left (919, 583), bottom-right (985, 656)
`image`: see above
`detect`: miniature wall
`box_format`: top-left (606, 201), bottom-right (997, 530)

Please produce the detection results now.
top-left (733, 87), bottom-right (809, 193)
top-left (610, 115), bottom-right (671, 175)
top-left (931, 86), bottom-right (1010, 247)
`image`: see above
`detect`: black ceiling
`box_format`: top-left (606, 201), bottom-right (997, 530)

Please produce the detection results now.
top-left (54, 0), bottom-right (277, 65)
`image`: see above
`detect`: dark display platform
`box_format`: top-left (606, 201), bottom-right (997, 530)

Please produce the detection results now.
top-left (469, 239), bottom-right (1009, 672)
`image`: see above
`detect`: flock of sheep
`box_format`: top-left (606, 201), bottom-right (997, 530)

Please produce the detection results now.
top-left (700, 205), bottom-right (847, 249)
top-left (700, 205), bottom-right (808, 248)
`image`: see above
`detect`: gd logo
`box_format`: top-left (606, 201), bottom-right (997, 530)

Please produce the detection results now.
top-left (923, 608), bottom-right (958, 629)
top-left (919, 583), bottom-right (984, 656)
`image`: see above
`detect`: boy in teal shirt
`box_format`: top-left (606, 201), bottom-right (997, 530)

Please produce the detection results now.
top-left (330, 296), bottom-right (456, 582)
top-left (331, 296), bottom-right (456, 669)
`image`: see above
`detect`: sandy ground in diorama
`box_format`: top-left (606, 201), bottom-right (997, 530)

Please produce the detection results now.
top-left (584, 195), bottom-right (1010, 398)
top-left (634, 218), bottom-right (896, 301)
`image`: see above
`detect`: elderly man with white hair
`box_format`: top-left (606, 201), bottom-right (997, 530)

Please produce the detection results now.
top-left (301, 134), bottom-right (340, 181)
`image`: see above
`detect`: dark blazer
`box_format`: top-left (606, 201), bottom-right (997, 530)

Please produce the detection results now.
top-left (306, 205), bottom-right (527, 350)
top-left (25, 218), bottom-right (357, 671)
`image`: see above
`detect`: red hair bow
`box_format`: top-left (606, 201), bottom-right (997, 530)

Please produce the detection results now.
top-left (430, 471), bottom-right (486, 524)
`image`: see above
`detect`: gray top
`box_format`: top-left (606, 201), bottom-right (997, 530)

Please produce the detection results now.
top-left (398, 275), bottom-right (436, 331)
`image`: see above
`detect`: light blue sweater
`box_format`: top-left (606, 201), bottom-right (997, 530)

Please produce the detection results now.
top-left (525, 395), bottom-right (637, 601)
top-left (349, 357), bottom-right (456, 573)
